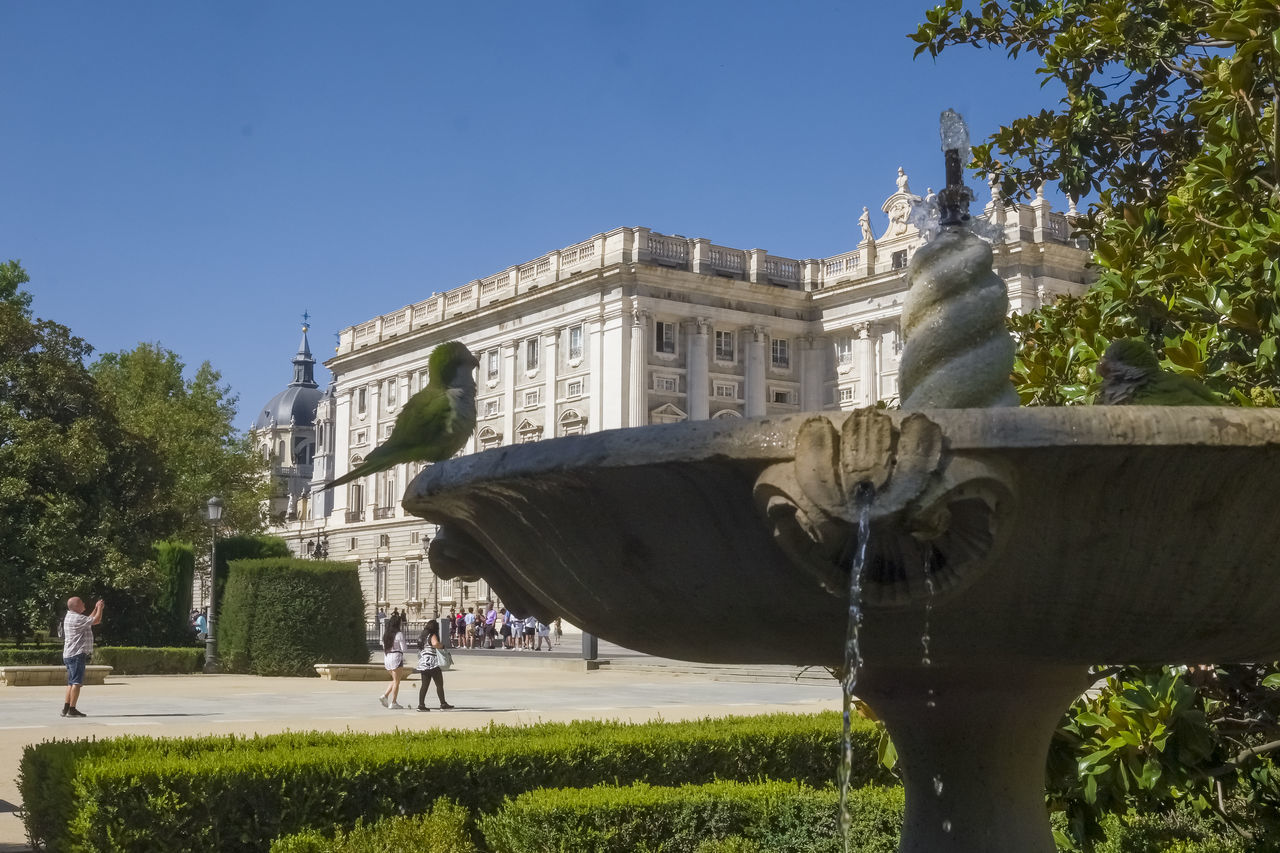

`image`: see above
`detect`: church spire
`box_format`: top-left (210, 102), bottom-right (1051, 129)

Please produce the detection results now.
top-left (291, 316), bottom-right (318, 388)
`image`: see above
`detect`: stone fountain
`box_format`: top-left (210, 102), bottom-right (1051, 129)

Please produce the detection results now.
top-left (403, 114), bottom-right (1280, 851)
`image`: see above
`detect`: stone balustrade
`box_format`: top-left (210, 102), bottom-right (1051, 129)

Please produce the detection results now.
top-left (337, 198), bottom-right (1081, 353)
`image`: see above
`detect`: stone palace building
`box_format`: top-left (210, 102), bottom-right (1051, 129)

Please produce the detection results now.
top-left (254, 168), bottom-right (1091, 623)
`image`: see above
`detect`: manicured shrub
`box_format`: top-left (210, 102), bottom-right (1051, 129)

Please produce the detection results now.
top-left (0, 646), bottom-right (203, 671)
top-left (22, 712), bottom-right (885, 852)
top-left (152, 540), bottom-right (197, 643)
top-left (92, 646), bottom-right (204, 674)
top-left (477, 780), bottom-right (903, 853)
top-left (212, 534), bottom-right (292, 619)
top-left (218, 558), bottom-right (365, 676)
top-left (268, 799), bottom-right (477, 853)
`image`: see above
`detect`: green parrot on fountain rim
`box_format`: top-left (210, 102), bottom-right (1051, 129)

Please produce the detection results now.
top-left (1096, 338), bottom-right (1222, 406)
top-left (324, 341), bottom-right (480, 491)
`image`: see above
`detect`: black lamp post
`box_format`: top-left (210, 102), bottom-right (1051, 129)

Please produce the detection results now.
top-left (204, 496), bottom-right (223, 673)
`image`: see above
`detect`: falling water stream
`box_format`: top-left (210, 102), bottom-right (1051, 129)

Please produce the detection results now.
top-left (838, 483), bottom-right (875, 852)
top-left (922, 548), bottom-right (951, 834)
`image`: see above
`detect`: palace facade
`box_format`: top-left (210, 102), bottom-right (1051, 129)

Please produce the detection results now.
top-left (256, 169), bottom-right (1091, 623)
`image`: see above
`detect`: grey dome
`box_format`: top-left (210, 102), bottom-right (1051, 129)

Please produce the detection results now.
top-left (253, 325), bottom-right (322, 430)
top-left (254, 384), bottom-right (324, 430)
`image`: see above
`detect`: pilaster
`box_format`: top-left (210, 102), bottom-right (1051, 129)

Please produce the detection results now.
top-left (687, 317), bottom-right (710, 420)
top-left (745, 326), bottom-right (768, 417)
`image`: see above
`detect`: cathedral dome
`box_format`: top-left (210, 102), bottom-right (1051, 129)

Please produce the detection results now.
top-left (253, 324), bottom-right (323, 431)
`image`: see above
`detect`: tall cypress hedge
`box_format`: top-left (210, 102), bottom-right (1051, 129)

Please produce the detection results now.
top-left (218, 558), bottom-right (366, 676)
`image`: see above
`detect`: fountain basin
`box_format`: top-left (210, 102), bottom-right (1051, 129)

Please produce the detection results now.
top-left (405, 405), bottom-right (1280, 851)
top-left (406, 406), bottom-right (1280, 670)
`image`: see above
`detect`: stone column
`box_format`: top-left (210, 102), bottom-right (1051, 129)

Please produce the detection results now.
top-left (686, 318), bottom-right (710, 420)
top-left (501, 341), bottom-right (517, 445)
top-left (366, 382), bottom-right (381, 517)
top-left (857, 324), bottom-right (878, 407)
top-left (543, 328), bottom-right (560, 436)
top-left (589, 315), bottom-right (605, 432)
top-left (797, 334), bottom-right (822, 411)
top-left (629, 300), bottom-right (650, 427)
top-left (745, 326), bottom-right (767, 417)
top-left (333, 390), bottom-right (352, 515)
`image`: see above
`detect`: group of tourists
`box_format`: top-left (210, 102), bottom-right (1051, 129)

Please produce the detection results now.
top-left (450, 606), bottom-right (559, 650)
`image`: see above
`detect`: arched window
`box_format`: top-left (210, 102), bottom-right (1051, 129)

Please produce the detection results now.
top-left (477, 426), bottom-right (502, 450)
top-left (559, 409), bottom-right (587, 436)
top-left (712, 409), bottom-right (742, 419)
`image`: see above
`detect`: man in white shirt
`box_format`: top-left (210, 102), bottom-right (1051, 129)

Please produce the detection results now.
top-left (62, 596), bottom-right (105, 718)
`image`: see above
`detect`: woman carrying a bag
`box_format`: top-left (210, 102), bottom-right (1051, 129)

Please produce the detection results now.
top-left (379, 612), bottom-right (407, 709)
top-left (415, 622), bottom-right (454, 712)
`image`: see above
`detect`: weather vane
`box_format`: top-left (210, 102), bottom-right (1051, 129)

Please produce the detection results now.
top-left (301, 309), bottom-right (311, 330)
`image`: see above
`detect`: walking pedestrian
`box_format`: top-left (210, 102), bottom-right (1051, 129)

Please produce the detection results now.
top-left (553, 617), bottom-right (563, 646)
top-left (378, 612), bottom-right (407, 709)
top-left (535, 619), bottom-right (551, 651)
top-left (61, 596), bottom-right (104, 718)
top-left (414, 622), bottom-right (454, 712)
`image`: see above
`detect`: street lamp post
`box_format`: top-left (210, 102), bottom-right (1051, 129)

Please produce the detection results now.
top-left (205, 496), bottom-right (223, 673)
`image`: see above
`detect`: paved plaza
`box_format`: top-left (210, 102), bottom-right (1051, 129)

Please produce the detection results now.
top-left (0, 651), bottom-right (841, 852)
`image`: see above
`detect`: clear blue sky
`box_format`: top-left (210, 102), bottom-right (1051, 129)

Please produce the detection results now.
top-left (2, 2), bottom-right (1063, 430)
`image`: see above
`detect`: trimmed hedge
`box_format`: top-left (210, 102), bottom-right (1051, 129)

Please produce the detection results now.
top-left (0, 646), bottom-right (202, 671)
top-left (1091, 810), bottom-right (1248, 853)
top-left (218, 558), bottom-right (366, 676)
top-left (22, 712), bottom-right (886, 852)
top-left (268, 799), bottom-right (477, 853)
top-left (478, 780), bottom-right (903, 853)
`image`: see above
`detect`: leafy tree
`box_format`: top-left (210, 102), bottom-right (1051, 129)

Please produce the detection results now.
top-left (0, 262), bottom-right (174, 637)
top-left (90, 343), bottom-right (268, 543)
top-left (913, 0), bottom-right (1280, 405)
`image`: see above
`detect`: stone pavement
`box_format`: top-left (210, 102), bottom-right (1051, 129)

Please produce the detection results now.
top-left (0, 650), bottom-right (841, 852)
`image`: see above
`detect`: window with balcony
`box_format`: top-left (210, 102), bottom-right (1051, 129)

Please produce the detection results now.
top-left (568, 325), bottom-right (583, 361)
top-left (836, 338), bottom-right (853, 367)
top-left (771, 338), bottom-right (790, 369)
top-left (406, 563), bottom-right (418, 600)
top-left (655, 321), bottom-right (676, 354)
top-left (714, 330), bottom-right (735, 362)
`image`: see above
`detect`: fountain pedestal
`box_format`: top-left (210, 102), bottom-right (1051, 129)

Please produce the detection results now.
top-left (860, 665), bottom-right (1086, 852)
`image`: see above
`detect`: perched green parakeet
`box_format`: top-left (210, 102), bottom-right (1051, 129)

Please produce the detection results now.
top-left (1096, 338), bottom-right (1221, 405)
top-left (325, 341), bottom-right (479, 490)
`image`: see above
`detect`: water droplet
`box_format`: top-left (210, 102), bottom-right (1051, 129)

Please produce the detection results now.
top-left (839, 485), bottom-right (875, 853)
top-left (926, 698), bottom-right (937, 708)
top-left (942, 819), bottom-right (953, 833)
top-left (933, 774), bottom-right (944, 796)
top-left (921, 656), bottom-right (931, 666)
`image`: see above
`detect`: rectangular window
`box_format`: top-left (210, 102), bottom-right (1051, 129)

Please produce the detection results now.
top-left (356, 387), bottom-right (367, 415)
top-left (410, 531), bottom-right (420, 544)
top-left (655, 375), bottom-right (677, 393)
top-left (838, 387), bottom-right (855, 403)
top-left (382, 475), bottom-right (396, 508)
top-left (349, 537), bottom-right (358, 551)
top-left (655, 321), bottom-right (676, 354)
top-left (567, 379), bottom-right (583, 398)
top-left (354, 429), bottom-right (368, 446)
top-left (714, 382), bottom-right (737, 399)
top-left (525, 338), bottom-right (539, 371)
top-left (523, 389), bottom-right (540, 408)
top-left (836, 339), bottom-right (853, 366)
top-left (406, 563), bottom-right (418, 600)
top-left (771, 338), bottom-right (790, 369)
top-left (486, 350), bottom-right (499, 381)
top-left (892, 249), bottom-right (908, 270)
top-left (385, 379), bottom-right (397, 407)
top-left (568, 325), bottom-right (584, 360)
top-left (772, 389), bottom-right (795, 405)
top-left (714, 330), bottom-right (735, 362)
top-left (381, 423), bottom-right (393, 439)
top-left (483, 399), bottom-right (500, 417)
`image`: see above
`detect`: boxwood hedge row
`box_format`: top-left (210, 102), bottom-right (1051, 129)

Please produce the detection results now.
top-left (21, 712), bottom-right (886, 852)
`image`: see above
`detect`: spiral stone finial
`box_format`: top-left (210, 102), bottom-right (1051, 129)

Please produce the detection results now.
top-left (899, 227), bottom-right (1017, 408)
top-left (899, 110), bottom-right (1017, 410)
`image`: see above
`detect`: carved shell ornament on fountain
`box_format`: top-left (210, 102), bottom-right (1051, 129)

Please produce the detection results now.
top-left (753, 407), bottom-right (1016, 608)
